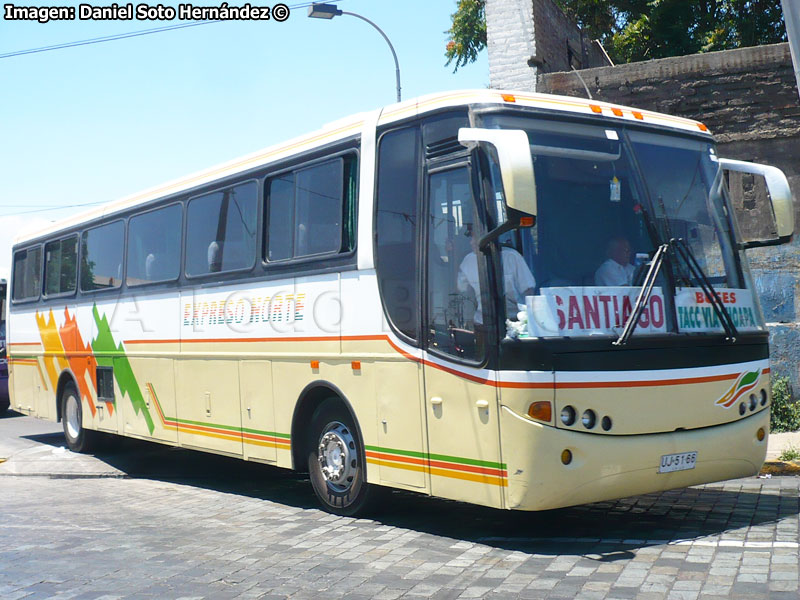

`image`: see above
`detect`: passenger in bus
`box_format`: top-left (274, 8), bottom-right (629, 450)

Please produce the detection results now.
top-left (595, 236), bottom-right (635, 286)
top-left (458, 225), bottom-right (536, 324)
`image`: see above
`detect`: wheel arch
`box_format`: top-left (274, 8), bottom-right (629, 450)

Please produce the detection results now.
top-left (290, 380), bottom-right (363, 472)
top-left (55, 369), bottom-right (80, 423)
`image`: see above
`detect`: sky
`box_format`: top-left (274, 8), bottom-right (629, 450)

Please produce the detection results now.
top-left (0, 0), bottom-right (489, 279)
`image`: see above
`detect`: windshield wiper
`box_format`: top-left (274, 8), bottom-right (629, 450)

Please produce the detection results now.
top-left (671, 237), bottom-right (738, 342)
top-left (614, 243), bottom-right (669, 346)
top-left (614, 238), bottom-right (738, 346)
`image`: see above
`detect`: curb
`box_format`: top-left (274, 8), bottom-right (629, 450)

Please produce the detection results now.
top-left (760, 460), bottom-right (800, 475)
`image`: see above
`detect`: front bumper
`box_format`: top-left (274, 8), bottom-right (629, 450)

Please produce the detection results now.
top-left (500, 406), bottom-right (768, 511)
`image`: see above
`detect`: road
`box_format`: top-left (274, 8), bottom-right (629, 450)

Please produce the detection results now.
top-left (0, 411), bottom-right (798, 599)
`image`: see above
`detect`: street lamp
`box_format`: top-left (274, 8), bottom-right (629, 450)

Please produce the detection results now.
top-left (308, 3), bottom-right (402, 103)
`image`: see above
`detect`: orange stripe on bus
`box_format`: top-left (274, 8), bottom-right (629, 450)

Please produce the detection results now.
top-left (125, 335), bottom-right (767, 390)
top-left (366, 450), bottom-right (507, 478)
top-left (366, 457), bottom-right (507, 487)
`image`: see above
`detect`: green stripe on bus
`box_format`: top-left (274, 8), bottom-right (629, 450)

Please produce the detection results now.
top-left (168, 415), bottom-right (289, 440)
top-left (365, 444), bottom-right (505, 470)
top-left (241, 427), bottom-right (291, 439)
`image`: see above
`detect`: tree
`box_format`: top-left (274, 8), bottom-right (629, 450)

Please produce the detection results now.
top-left (445, 0), bottom-right (787, 68)
top-left (445, 0), bottom-right (487, 71)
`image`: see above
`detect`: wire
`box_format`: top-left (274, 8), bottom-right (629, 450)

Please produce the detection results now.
top-left (0, 201), bottom-right (106, 217)
top-left (0, 21), bottom-right (219, 59)
top-left (0, 1), bottom-right (334, 60)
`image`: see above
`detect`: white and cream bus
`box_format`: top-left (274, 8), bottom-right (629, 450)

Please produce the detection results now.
top-left (7, 90), bottom-right (795, 515)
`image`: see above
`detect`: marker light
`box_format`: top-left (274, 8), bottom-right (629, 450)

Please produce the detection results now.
top-left (310, 360), bottom-right (320, 369)
top-left (611, 107), bottom-right (623, 117)
top-left (351, 361), bottom-right (361, 370)
top-left (632, 111), bottom-right (644, 120)
top-left (757, 428), bottom-right (766, 442)
top-left (561, 449), bottom-right (573, 465)
top-left (501, 93), bottom-right (517, 103)
top-left (582, 410), bottom-right (596, 429)
top-left (697, 122), bottom-right (709, 132)
top-left (519, 216), bottom-right (535, 227)
top-left (527, 401), bottom-right (552, 423)
top-left (561, 406), bottom-right (576, 426)
top-left (590, 104), bottom-right (602, 114)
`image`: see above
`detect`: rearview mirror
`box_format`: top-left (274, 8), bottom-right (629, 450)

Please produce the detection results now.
top-left (720, 158), bottom-right (795, 248)
top-left (458, 128), bottom-right (537, 217)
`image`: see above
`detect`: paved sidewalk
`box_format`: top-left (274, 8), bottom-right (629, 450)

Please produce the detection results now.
top-left (1, 411), bottom-right (800, 599)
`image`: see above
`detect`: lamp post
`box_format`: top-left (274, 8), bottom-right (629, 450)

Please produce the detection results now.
top-left (308, 3), bottom-right (402, 103)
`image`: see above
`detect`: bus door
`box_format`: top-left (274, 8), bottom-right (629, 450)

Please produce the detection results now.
top-left (422, 163), bottom-right (504, 509)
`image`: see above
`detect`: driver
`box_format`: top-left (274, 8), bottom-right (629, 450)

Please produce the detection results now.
top-left (595, 236), bottom-right (635, 286)
top-left (457, 225), bottom-right (536, 325)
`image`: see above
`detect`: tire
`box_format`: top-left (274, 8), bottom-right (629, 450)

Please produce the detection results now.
top-left (307, 399), bottom-right (378, 516)
top-left (61, 383), bottom-right (95, 453)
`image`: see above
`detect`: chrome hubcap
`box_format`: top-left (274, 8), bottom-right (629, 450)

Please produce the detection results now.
top-left (65, 394), bottom-right (81, 441)
top-left (317, 422), bottom-right (356, 492)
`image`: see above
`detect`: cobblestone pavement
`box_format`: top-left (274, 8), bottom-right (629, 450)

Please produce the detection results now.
top-left (1, 413), bottom-right (799, 600)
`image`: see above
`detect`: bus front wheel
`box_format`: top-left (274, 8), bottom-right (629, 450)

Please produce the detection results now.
top-left (307, 399), bottom-right (376, 516)
top-left (61, 383), bottom-right (95, 453)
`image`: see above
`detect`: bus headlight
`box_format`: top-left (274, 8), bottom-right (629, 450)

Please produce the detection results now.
top-left (560, 406), bottom-right (576, 426)
top-left (582, 410), bottom-right (596, 429)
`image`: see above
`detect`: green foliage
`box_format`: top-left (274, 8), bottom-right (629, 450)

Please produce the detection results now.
top-left (778, 444), bottom-right (800, 462)
top-left (445, 0), bottom-right (486, 72)
top-left (770, 376), bottom-right (800, 434)
top-left (605, 0), bottom-right (787, 63)
top-left (445, 0), bottom-right (786, 67)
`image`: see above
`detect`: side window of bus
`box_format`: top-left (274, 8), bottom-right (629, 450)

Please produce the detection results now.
top-left (186, 181), bottom-right (258, 277)
top-left (12, 246), bottom-right (42, 302)
top-left (127, 204), bottom-right (182, 286)
top-left (80, 220), bottom-right (124, 292)
top-left (44, 237), bottom-right (78, 297)
top-left (375, 127), bottom-right (420, 341)
top-left (265, 155), bottom-right (356, 262)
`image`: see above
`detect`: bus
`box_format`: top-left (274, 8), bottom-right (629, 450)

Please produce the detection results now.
top-left (7, 90), bottom-right (795, 515)
top-left (0, 278), bottom-right (7, 414)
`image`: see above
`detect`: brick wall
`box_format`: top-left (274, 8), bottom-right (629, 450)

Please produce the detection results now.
top-left (535, 43), bottom-right (800, 393)
top-left (487, 0), bottom-right (538, 91)
top-left (486, 0), bottom-right (609, 91)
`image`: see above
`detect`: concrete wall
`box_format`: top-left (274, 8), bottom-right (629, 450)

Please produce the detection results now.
top-left (486, 0), bottom-right (609, 91)
top-left (535, 43), bottom-right (800, 393)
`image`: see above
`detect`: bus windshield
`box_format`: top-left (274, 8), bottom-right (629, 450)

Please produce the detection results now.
top-left (478, 114), bottom-right (764, 339)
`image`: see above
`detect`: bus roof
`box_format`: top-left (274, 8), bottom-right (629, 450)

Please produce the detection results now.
top-left (14, 89), bottom-right (711, 246)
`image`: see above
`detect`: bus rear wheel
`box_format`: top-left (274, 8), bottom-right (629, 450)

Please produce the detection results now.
top-left (61, 383), bottom-right (95, 453)
top-left (307, 399), bottom-right (376, 516)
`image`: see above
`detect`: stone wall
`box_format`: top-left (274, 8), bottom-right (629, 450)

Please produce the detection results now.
top-left (536, 43), bottom-right (800, 393)
top-left (486, 0), bottom-right (609, 91)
